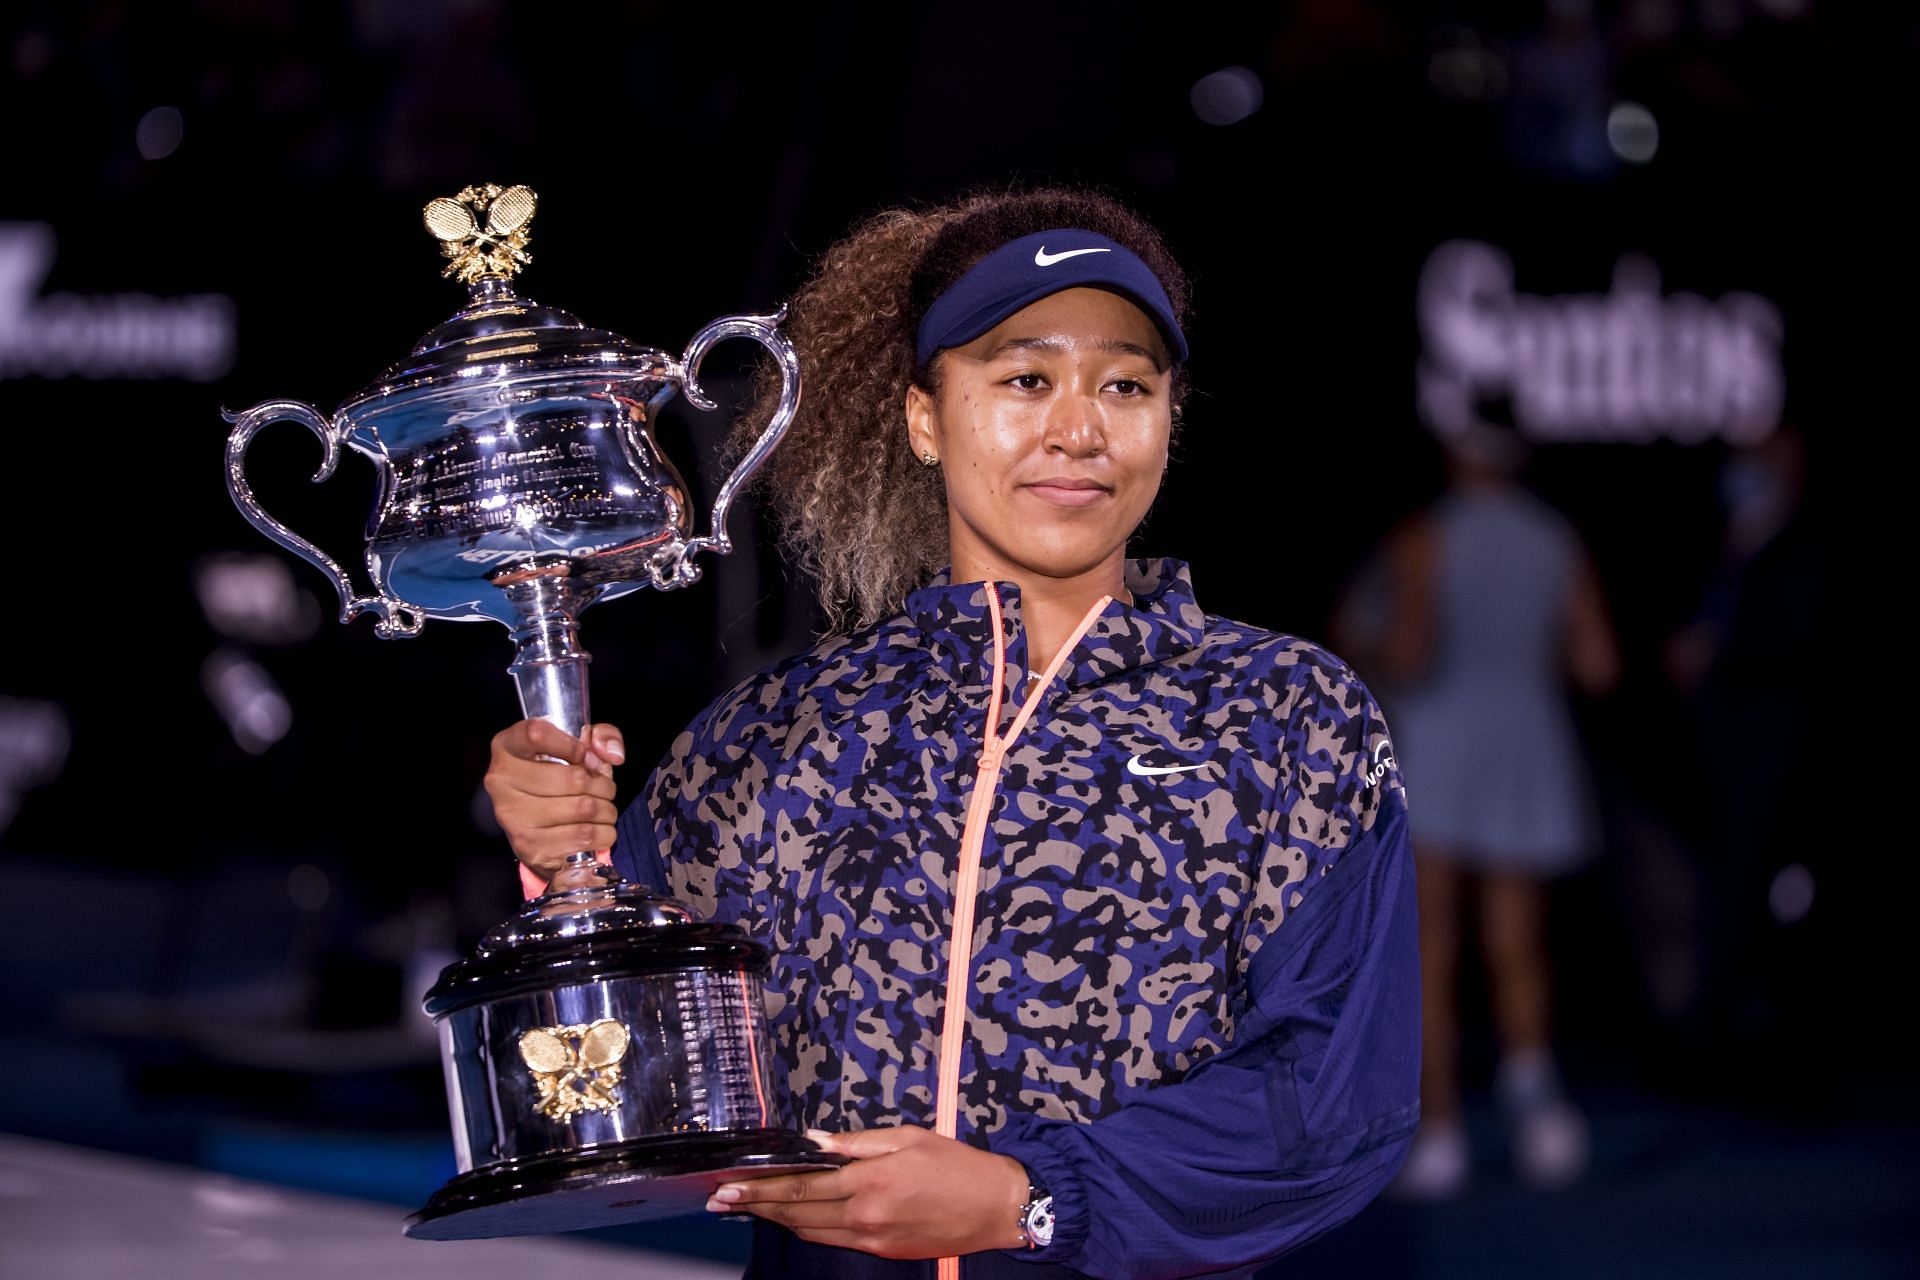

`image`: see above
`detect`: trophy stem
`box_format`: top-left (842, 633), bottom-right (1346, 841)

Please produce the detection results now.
top-left (501, 570), bottom-right (610, 895)
top-left (466, 277), bottom-right (520, 308)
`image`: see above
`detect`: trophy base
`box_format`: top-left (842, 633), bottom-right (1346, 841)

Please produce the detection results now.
top-left (403, 1129), bottom-right (847, 1240)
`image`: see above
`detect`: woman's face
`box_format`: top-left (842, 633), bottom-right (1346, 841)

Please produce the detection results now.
top-left (906, 286), bottom-right (1173, 584)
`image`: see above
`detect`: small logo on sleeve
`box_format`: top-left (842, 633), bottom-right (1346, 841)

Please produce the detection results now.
top-left (1363, 740), bottom-right (1397, 788)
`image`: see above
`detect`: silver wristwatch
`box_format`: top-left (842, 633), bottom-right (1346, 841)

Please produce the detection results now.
top-left (1017, 1183), bottom-right (1054, 1249)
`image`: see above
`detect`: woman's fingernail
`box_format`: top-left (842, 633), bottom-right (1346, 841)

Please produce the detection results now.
top-left (583, 751), bottom-right (603, 772)
top-left (713, 1185), bottom-right (741, 1203)
top-left (704, 1196), bottom-right (725, 1213)
top-left (805, 1128), bottom-right (834, 1143)
top-left (601, 742), bottom-right (625, 763)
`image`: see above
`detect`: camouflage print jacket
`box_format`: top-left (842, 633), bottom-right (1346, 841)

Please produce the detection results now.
top-left (612, 557), bottom-right (1420, 1280)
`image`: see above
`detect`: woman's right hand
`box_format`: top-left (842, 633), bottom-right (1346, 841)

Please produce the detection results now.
top-left (483, 719), bottom-right (627, 882)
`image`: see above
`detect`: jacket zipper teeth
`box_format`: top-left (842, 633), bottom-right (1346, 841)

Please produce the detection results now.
top-left (932, 585), bottom-right (1113, 1276)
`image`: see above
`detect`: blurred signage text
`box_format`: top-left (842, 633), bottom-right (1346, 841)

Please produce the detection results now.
top-left (1417, 239), bottom-right (1782, 445)
top-left (0, 223), bottom-right (234, 381)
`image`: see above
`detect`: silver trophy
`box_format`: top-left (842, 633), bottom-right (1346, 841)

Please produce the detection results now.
top-left (222, 184), bottom-right (839, 1239)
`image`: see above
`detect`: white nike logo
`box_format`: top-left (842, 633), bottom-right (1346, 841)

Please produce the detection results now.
top-left (1034, 246), bottom-right (1112, 267)
top-left (1127, 754), bottom-right (1206, 777)
top-left (1363, 740), bottom-right (1397, 788)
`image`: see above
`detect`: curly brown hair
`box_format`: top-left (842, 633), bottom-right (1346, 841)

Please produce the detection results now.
top-left (730, 186), bottom-right (1193, 633)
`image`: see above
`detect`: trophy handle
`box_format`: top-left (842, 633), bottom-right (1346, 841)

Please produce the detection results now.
top-left (222, 399), bottom-right (426, 639)
top-left (654, 305), bottom-right (801, 588)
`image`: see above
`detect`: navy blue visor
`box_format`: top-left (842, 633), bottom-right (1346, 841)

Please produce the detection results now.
top-left (914, 229), bottom-right (1188, 368)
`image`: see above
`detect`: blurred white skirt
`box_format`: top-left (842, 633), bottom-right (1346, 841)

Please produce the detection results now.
top-left (1380, 677), bottom-right (1600, 876)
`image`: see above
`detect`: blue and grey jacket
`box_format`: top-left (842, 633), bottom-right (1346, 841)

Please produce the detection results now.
top-left (612, 557), bottom-right (1419, 1279)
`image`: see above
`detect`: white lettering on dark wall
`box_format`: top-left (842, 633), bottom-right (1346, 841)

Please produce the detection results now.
top-left (0, 223), bottom-right (236, 381)
top-left (1417, 239), bottom-right (1783, 446)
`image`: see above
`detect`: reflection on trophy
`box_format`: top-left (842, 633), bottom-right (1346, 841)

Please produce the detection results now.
top-left (222, 184), bottom-right (840, 1240)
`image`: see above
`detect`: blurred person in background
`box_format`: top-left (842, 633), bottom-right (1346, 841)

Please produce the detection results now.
top-left (1662, 419), bottom-right (1817, 1080)
top-left (1334, 420), bottom-right (1620, 1200)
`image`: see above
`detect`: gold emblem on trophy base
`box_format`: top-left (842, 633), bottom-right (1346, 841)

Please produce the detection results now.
top-left (517, 1018), bottom-right (632, 1123)
top-left (424, 183), bottom-right (537, 284)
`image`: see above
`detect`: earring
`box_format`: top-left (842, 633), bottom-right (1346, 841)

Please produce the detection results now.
top-left (920, 449), bottom-right (938, 467)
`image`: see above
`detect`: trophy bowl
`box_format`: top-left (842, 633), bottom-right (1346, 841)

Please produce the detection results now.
top-left (222, 183), bottom-right (798, 641)
top-left (220, 184), bottom-right (842, 1240)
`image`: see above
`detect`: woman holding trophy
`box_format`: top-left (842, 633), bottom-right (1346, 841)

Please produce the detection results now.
top-left (484, 188), bottom-right (1420, 1279)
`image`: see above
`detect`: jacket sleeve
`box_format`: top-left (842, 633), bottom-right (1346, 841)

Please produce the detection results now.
top-left (607, 686), bottom-right (750, 898)
top-left (609, 785), bottom-right (670, 891)
top-left (987, 667), bottom-right (1421, 1280)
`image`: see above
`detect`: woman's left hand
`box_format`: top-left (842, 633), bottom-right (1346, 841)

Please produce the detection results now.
top-left (706, 1125), bottom-right (1032, 1259)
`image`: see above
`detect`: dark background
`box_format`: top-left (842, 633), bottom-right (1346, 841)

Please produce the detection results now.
top-left (0, 2), bottom-right (1907, 1275)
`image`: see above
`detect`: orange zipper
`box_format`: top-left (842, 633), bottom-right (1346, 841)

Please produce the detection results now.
top-left (934, 585), bottom-right (1110, 1277)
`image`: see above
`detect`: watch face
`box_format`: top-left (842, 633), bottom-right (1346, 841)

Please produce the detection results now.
top-left (1024, 1195), bottom-right (1055, 1248)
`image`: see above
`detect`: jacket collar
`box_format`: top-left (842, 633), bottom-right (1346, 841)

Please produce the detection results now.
top-left (904, 557), bottom-right (1208, 693)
